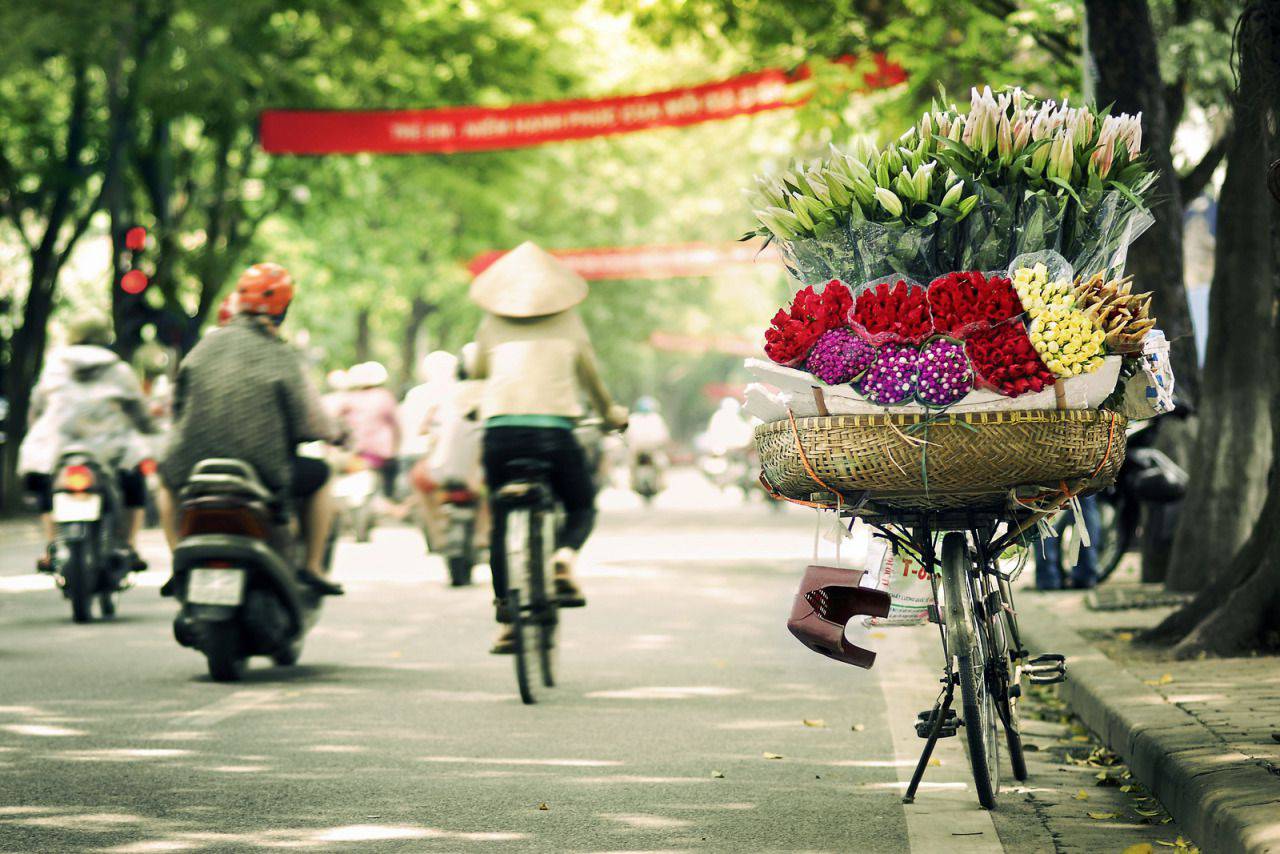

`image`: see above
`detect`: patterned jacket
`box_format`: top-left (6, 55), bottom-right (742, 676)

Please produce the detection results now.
top-left (159, 316), bottom-right (335, 493)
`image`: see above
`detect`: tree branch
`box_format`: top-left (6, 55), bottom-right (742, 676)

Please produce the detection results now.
top-left (1179, 131), bottom-right (1231, 203)
top-left (56, 177), bottom-right (108, 269)
top-left (971, 0), bottom-right (1077, 66)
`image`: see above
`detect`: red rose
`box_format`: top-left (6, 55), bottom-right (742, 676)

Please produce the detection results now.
top-left (764, 281), bottom-right (853, 365)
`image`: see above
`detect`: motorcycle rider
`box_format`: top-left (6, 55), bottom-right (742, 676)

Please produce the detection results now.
top-left (402, 350), bottom-right (460, 547)
top-left (156, 262), bottom-right (344, 596)
top-left (469, 242), bottom-right (628, 654)
top-left (335, 361), bottom-right (401, 500)
top-left (704, 397), bottom-right (753, 455)
top-left (18, 316), bottom-right (155, 572)
top-left (628, 396), bottom-right (670, 493)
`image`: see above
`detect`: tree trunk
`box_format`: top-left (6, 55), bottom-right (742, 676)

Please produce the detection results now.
top-left (1163, 93), bottom-right (1274, 591)
top-left (398, 297), bottom-right (434, 388)
top-left (1085, 0), bottom-right (1198, 408)
top-left (1148, 0), bottom-right (1280, 646)
top-left (354, 308), bottom-right (371, 363)
top-left (2, 260), bottom-right (58, 513)
top-left (1, 63), bottom-right (98, 513)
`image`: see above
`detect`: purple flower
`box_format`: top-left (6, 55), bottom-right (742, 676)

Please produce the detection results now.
top-left (856, 343), bottom-right (920, 405)
top-left (915, 337), bottom-right (974, 407)
top-left (805, 328), bottom-right (875, 385)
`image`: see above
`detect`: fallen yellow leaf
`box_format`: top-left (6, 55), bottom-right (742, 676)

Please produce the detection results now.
top-left (763, 752), bottom-right (784, 760)
top-left (851, 723), bottom-right (866, 732)
top-left (537, 803), bottom-right (549, 811)
top-left (1143, 673), bottom-right (1175, 686)
top-left (1087, 811), bottom-right (1119, 820)
top-left (1122, 844), bottom-right (1154, 854)
top-left (928, 757), bottom-right (942, 767)
top-left (711, 770), bottom-right (724, 779)
top-left (1116, 632), bottom-right (1135, 643)
top-left (1073, 789), bottom-right (1090, 801)
top-left (803, 719), bottom-right (827, 728)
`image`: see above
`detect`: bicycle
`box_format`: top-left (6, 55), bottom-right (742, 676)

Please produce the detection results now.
top-left (494, 458), bottom-right (561, 705)
top-left (851, 505), bottom-right (1066, 809)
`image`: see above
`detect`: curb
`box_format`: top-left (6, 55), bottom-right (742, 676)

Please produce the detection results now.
top-left (1018, 596), bottom-right (1280, 854)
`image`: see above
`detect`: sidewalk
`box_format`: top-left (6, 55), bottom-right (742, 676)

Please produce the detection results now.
top-left (1019, 583), bottom-right (1280, 854)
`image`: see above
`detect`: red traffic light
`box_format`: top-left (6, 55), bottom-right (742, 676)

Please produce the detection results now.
top-left (121, 269), bottom-right (149, 294)
top-left (125, 227), bottom-right (147, 251)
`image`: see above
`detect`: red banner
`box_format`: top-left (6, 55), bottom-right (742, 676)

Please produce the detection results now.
top-left (466, 239), bottom-right (781, 281)
top-left (261, 57), bottom-right (904, 155)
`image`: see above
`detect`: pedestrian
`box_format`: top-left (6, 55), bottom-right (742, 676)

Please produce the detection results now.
top-left (1034, 495), bottom-right (1103, 590)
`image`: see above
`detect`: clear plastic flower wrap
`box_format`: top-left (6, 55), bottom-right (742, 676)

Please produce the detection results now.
top-left (849, 218), bottom-right (938, 284)
top-left (958, 183), bottom-right (1018, 273)
top-left (1012, 191), bottom-right (1069, 260)
top-left (1064, 185), bottom-right (1156, 280)
top-left (775, 229), bottom-right (860, 287)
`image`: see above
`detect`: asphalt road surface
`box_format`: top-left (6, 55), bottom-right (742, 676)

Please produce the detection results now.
top-left (0, 471), bottom-right (1184, 852)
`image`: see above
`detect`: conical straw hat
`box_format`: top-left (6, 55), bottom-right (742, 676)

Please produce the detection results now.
top-left (469, 242), bottom-right (588, 318)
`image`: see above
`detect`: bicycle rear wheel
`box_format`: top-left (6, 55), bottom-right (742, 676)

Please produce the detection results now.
top-left (941, 532), bottom-right (999, 809)
top-left (509, 588), bottom-right (536, 705)
top-left (528, 507), bottom-right (557, 689)
top-left (988, 573), bottom-right (1027, 782)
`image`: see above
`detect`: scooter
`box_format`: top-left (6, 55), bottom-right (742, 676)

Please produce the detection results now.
top-left (1053, 405), bottom-right (1190, 584)
top-left (630, 452), bottom-right (664, 504)
top-left (439, 479), bottom-right (480, 587)
top-left (48, 447), bottom-right (133, 622)
top-left (170, 458), bottom-right (330, 681)
top-left (333, 456), bottom-right (378, 543)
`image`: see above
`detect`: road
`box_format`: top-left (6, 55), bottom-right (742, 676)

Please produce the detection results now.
top-left (0, 470), bottom-right (1184, 852)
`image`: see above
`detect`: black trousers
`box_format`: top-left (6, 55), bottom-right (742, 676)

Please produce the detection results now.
top-left (483, 426), bottom-right (596, 601)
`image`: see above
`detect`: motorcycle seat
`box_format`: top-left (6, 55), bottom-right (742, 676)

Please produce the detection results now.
top-left (183, 458), bottom-right (275, 503)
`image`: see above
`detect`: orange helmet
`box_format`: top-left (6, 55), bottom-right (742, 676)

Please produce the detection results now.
top-left (235, 263), bottom-right (294, 318)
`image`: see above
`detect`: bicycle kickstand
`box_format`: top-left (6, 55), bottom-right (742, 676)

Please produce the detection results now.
top-left (903, 684), bottom-right (955, 804)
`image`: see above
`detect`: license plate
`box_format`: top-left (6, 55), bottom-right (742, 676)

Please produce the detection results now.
top-left (52, 493), bottom-right (102, 522)
top-left (187, 568), bottom-right (245, 606)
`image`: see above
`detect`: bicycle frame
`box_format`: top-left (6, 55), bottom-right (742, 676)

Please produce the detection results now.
top-left (854, 509), bottom-right (1029, 807)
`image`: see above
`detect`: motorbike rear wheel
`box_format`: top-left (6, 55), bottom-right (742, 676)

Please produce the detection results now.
top-left (203, 622), bottom-right (248, 682)
top-left (271, 639), bottom-right (304, 667)
top-left (447, 519), bottom-right (476, 586)
top-left (63, 542), bottom-right (95, 624)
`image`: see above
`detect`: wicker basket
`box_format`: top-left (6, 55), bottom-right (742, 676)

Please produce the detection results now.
top-left (756, 409), bottom-right (1126, 511)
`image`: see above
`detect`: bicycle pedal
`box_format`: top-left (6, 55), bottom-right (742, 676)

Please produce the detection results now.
top-left (1025, 653), bottom-right (1067, 685)
top-left (915, 708), bottom-right (959, 738)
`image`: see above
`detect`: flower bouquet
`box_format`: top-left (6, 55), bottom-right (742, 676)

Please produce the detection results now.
top-left (745, 86), bottom-right (1172, 510)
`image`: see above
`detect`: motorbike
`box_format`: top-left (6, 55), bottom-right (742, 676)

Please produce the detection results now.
top-left (439, 479), bottom-right (481, 587)
top-left (48, 447), bottom-right (133, 622)
top-left (333, 456), bottom-right (378, 543)
top-left (170, 458), bottom-right (331, 681)
top-left (1053, 406), bottom-right (1190, 584)
top-left (630, 452), bottom-right (663, 504)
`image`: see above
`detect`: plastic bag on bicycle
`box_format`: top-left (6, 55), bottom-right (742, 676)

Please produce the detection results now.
top-left (860, 542), bottom-right (935, 629)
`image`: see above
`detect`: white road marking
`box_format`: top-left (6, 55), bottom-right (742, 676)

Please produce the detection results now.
top-left (876, 626), bottom-right (1004, 853)
top-left (170, 690), bottom-right (286, 729)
